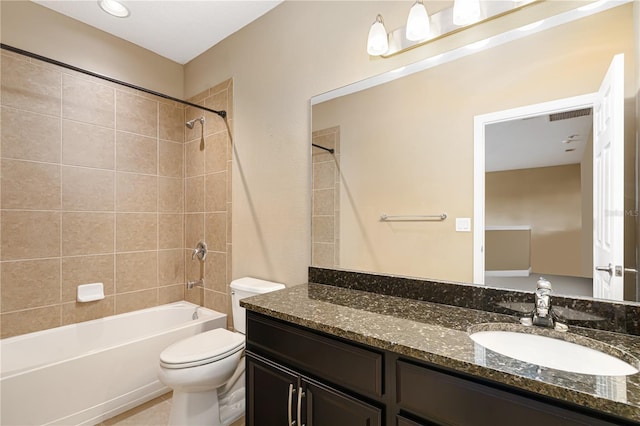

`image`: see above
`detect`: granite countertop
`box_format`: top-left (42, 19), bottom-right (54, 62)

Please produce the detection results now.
top-left (241, 283), bottom-right (640, 423)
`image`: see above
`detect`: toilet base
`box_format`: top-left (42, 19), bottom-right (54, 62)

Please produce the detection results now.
top-left (169, 388), bottom-right (220, 426)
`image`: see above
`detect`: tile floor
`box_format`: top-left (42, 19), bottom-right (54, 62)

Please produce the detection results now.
top-left (100, 392), bottom-right (245, 426)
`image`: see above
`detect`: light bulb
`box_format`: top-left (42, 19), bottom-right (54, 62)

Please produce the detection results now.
top-left (453, 0), bottom-right (481, 26)
top-left (406, 0), bottom-right (431, 41)
top-left (367, 15), bottom-right (389, 56)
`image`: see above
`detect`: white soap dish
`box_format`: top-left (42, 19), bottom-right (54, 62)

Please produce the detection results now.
top-left (77, 283), bottom-right (105, 302)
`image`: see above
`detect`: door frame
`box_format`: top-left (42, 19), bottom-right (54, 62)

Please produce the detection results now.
top-left (473, 93), bottom-right (597, 285)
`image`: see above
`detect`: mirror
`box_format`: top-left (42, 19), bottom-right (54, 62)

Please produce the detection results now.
top-left (310, 1), bottom-right (639, 301)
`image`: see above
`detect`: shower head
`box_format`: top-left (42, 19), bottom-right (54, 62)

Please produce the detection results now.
top-left (186, 116), bottom-right (205, 129)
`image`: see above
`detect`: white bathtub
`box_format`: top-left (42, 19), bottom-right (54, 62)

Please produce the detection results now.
top-left (0, 301), bottom-right (227, 426)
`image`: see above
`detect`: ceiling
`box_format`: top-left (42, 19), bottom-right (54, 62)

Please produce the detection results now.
top-left (33, 0), bottom-right (283, 64)
top-left (486, 111), bottom-right (592, 173)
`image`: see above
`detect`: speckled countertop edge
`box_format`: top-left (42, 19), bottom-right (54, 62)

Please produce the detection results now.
top-left (241, 283), bottom-right (640, 423)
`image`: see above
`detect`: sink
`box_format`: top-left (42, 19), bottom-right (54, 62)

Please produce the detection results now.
top-left (469, 328), bottom-right (639, 376)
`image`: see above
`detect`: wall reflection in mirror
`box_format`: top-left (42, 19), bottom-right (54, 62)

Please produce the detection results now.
top-left (311, 1), bottom-right (639, 302)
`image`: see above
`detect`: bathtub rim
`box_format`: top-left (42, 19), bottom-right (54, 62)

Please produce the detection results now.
top-left (1, 301), bottom-right (226, 379)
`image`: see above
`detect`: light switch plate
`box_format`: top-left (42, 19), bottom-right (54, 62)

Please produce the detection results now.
top-left (456, 217), bottom-right (471, 232)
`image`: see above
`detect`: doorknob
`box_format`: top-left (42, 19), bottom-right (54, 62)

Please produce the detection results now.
top-left (595, 264), bottom-right (623, 277)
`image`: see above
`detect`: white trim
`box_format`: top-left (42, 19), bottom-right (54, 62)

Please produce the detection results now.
top-left (485, 225), bottom-right (532, 231)
top-left (485, 268), bottom-right (532, 278)
top-left (473, 93), bottom-right (597, 285)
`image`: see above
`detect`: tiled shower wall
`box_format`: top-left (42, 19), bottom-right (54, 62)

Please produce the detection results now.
top-left (0, 50), bottom-right (233, 338)
top-left (311, 126), bottom-right (340, 268)
top-left (182, 82), bottom-right (234, 329)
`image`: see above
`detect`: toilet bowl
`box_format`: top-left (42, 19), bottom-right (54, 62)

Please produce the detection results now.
top-left (157, 277), bottom-right (285, 426)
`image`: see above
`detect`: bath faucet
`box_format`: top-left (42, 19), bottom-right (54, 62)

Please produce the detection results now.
top-left (187, 279), bottom-right (205, 289)
top-left (520, 277), bottom-right (568, 332)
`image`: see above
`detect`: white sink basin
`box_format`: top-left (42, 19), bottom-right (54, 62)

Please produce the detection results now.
top-left (469, 330), bottom-right (638, 376)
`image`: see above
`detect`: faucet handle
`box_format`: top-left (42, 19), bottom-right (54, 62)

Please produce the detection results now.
top-left (191, 241), bottom-right (208, 261)
top-left (536, 277), bottom-right (552, 291)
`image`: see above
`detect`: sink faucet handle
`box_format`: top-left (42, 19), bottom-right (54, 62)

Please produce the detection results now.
top-left (536, 277), bottom-right (552, 291)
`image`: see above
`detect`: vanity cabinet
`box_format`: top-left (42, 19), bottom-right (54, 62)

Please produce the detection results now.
top-left (247, 353), bottom-right (382, 426)
top-left (246, 311), bottom-right (635, 426)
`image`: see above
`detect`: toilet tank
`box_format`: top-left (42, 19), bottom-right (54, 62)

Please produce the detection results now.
top-left (230, 277), bottom-right (285, 334)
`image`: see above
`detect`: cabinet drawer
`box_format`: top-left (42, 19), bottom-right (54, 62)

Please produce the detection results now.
top-left (397, 360), bottom-right (619, 426)
top-left (247, 312), bottom-right (383, 398)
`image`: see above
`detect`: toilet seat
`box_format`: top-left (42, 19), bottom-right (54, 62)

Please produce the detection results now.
top-left (160, 328), bottom-right (245, 369)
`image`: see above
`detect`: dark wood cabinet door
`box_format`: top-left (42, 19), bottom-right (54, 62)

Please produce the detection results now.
top-left (247, 354), bottom-right (299, 426)
top-left (303, 379), bottom-right (382, 426)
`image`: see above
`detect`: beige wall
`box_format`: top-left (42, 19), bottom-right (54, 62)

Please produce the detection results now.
top-left (311, 4), bottom-right (634, 283)
top-left (0, 1), bottom-right (184, 99)
top-left (486, 165), bottom-right (584, 278)
top-left (485, 229), bottom-right (531, 272)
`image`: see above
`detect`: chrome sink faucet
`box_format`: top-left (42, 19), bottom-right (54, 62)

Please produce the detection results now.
top-left (520, 277), bottom-right (568, 331)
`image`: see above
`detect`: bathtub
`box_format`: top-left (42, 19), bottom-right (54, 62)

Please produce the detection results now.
top-left (0, 301), bottom-right (227, 426)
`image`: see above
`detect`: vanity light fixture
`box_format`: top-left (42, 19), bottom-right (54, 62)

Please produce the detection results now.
top-left (367, 0), bottom-right (537, 58)
top-left (367, 15), bottom-right (389, 56)
top-left (453, 0), bottom-right (482, 26)
top-left (406, 0), bottom-right (431, 41)
top-left (98, 0), bottom-right (130, 18)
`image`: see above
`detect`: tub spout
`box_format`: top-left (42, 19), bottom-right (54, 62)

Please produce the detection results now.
top-left (187, 279), bottom-right (204, 289)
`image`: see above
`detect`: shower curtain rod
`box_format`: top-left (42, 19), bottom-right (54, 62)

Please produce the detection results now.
top-left (0, 44), bottom-right (227, 119)
top-left (312, 143), bottom-right (335, 154)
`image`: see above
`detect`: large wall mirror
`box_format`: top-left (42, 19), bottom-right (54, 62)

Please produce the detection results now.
top-left (310, 1), bottom-right (639, 302)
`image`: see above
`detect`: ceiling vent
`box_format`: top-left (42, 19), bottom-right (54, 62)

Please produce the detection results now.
top-left (549, 108), bottom-right (592, 122)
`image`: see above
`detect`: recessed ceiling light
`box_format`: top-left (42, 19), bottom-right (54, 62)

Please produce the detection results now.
top-left (98, 0), bottom-right (130, 18)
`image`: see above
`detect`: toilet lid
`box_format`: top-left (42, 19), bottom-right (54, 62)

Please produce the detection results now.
top-left (160, 328), bottom-right (244, 368)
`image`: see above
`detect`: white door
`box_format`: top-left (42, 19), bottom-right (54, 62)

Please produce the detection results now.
top-left (593, 54), bottom-right (625, 300)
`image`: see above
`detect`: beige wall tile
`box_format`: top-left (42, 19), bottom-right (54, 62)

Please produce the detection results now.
top-left (116, 91), bottom-right (158, 137)
top-left (159, 140), bottom-right (183, 178)
top-left (312, 216), bottom-right (334, 244)
top-left (116, 131), bottom-right (157, 174)
top-left (159, 214), bottom-right (183, 249)
top-left (205, 213), bottom-right (226, 252)
top-left (185, 139), bottom-right (204, 177)
top-left (115, 288), bottom-right (158, 315)
top-left (0, 305), bottom-right (61, 339)
top-left (226, 203), bottom-right (232, 244)
top-left (116, 173), bottom-right (157, 212)
top-left (205, 172), bottom-right (226, 213)
top-left (115, 251), bottom-right (158, 293)
top-left (158, 249), bottom-right (184, 285)
top-left (62, 166), bottom-right (114, 211)
top-left (184, 213), bottom-right (204, 248)
top-left (204, 251), bottom-right (226, 293)
top-left (62, 120), bottom-right (115, 169)
top-left (313, 161), bottom-right (335, 190)
top-left (204, 132), bottom-right (228, 173)
top-left (312, 243), bottom-right (334, 268)
top-left (62, 74), bottom-right (115, 127)
top-left (62, 212), bottom-right (114, 256)
top-left (1, 159), bottom-right (61, 210)
top-left (204, 290), bottom-right (227, 315)
top-left (159, 103), bottom-right (184, 143)
top-left (185, 176), bottom-right (204, 213)
top-left (1, 259), bottom-right (60, 311)
top-left (62, 254), bottom-right (115, 302)
top-left (116, 213), bottom-right (158, 252)
top-left (158, 177), bottom-right (183, 213)
top-left (1, 107), bottom-right (61, 162)
top-left (1, 55), bottom-right (61, 116)
top-left (61, 297), bottom-right (115, 325)
top-left (2, 211), bottom-right (60, 260)
top-left (159, 284), bottom-right (184, 304)
top-left (184, 286), bottom-right (203, 306)
top-left (313, 188), bottom-right (334, 216)
top-left (204, 93), bottom-right (229, 135)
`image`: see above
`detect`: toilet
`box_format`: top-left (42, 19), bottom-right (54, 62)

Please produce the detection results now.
top-left (157, 277), bottom-right (285, 426)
